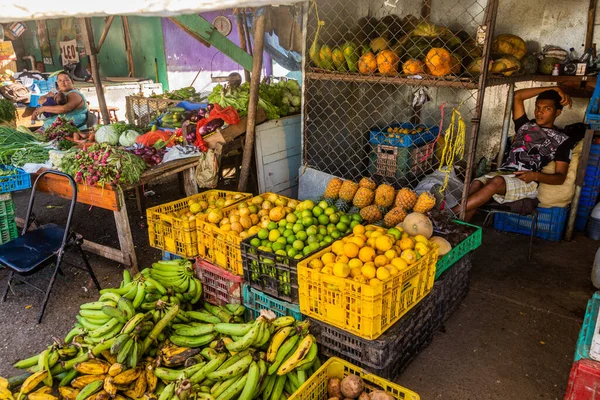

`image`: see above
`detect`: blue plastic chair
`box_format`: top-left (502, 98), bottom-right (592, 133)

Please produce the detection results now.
top-left (0, 170), bottom-right (101, 323)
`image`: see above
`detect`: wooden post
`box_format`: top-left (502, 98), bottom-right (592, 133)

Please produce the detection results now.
top-left (96, 16), bottom-right (115, 53)
top-left (80, 18), bottom-right (111, 125)
top-left (586, 0), bottom-right (598, 50)
top-left (421, 0), bottom-right (431, 19)
top-left (122, 16), bottom-right (135, 77)
top-left (243, 8), bottom-right (254, 56)
top-left (237, 8), bottom-right (267, 192)
top-left (235, 9), bottom-right (252, 82)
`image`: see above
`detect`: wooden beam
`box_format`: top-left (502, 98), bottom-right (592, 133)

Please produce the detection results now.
top-left (79, 18), bottom-right (111, 125)
top-left (95, 16), bottom-right (115, 53)
top-left (238, 7), bottom-right (266, 192)
top-left (167, 17), bottom-right (211, 47)
top-left (586, 0), bottom-right (598, 50)
top-left (235, 9), bottom-right (252, 82)
top-left (122, 16), bottom-right (135, 77)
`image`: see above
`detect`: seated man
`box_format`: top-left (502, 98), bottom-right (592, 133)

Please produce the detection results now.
top-left (453, 87), bottom-right (574, 221)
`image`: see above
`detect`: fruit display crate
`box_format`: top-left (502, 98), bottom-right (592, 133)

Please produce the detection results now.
top-left (493, 206), bottom-right (569, 241)
top-left (288, 357), bottom-right (420, 400)
top-left (147, 190), bottom-right (251, 258)
top-left (0, 166), bottom-right (31, 194)
top-left (194, 258), bottom-right (243, 305)
top-left (575, 205), bottom-right (594, 232)
top-left (297, 243), bottom-right (437, 340)
top-left (162, 251), bottom-right (186, 261)
top-left (368, 142), bottom-right (435, 179)
top-left (369, 122), bottom-right (439, 148)
top-left (0, 211), bottom-right (18, 245)
top-left (565, 359), bottom-right (600, 399)
top-left (309, 290), bottom-right (435, 381)
top-left (431, 254), bottom-right (472, 332)
top-left (243, 285), bottom-right (303, 321)
top-left (434, 220), bottom-right (481, 279)
top-left (0, 193), bottom-right (15, 216)
top-left (574, 292), bottom-right (600, 362)
top-left (196, 193), bottom-right (296, 276)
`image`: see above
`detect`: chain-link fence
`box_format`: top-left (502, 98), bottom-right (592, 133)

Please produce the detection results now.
top-left (302, 0), bottom-right (492, 215)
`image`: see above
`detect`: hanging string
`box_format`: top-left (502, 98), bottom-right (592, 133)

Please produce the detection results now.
top-left (438, 102), bottom-right (466, 192)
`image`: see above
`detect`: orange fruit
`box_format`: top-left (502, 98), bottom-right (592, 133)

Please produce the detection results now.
top-left (375, 235), bottom-right (394, 252)
top-left (376, 267), bottom-right (391, 280)
top-left (333, 262), bottom-right (351, 278)
top-left (343, 242), bottom-right (360, 258)
top-left (401, 249), bottom-right (417, 264)
top-left (369, 278), bottom-right (382, 286)
top-left (414, 242), bottom-right (430, 256)
top-left (374, 255), bottom-right (389, 267)
top-left (352, 224), bottom-right (366, 235)
top-left (361, 264), bottom-right (377, 280)
top-left (384, 249), bottom-right (398, 260)
top-left (348, 237), bottom-right (365, 248)
top-left (358, 247), bottom-right (376, 263)
top-left (336, 254), bottom-right (350, 263)
top-left (308, 259), bottom-right (324, 269)
top-left (350, 266), bottom-right (363, 278)
top-left (391, 257), bottom-right (408, 270)
top-left (321, 252), bottom-right (336, 265)
top-left (399, 237), bottom-right (415, 251)
top-left (332, 240), bottom-right (345, 256)
top-left (348, 258), bottom-right (363, 269)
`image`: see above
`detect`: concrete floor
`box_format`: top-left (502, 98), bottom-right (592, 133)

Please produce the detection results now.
top-left (0, 185), bottom-right (597, 399)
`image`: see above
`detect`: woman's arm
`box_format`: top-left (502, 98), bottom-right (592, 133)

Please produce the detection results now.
top-left (38, 91), bottom-right (84, 114)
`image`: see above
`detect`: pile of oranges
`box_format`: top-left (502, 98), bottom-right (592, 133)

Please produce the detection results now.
top-left (306, 224), bottom-right (435, 286)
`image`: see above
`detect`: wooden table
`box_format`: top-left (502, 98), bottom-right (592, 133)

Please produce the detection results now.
top-left (32, 157), bottom-right (200, 272)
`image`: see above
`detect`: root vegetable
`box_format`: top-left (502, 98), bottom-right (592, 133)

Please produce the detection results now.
top-left (369, 390), bottom-right (394, 400)
top-left (328, 378), bottom-right (343, 399)
top-left (340, 375), bottom-right (364, 398)
top-left (358, 392), bottom-right (370, 400)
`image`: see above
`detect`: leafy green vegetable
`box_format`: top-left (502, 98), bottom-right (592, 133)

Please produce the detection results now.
top-left (0, 99), bottom-right (16, 123)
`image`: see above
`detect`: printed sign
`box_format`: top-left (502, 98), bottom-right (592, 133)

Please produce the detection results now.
top-left (60, 39), bottom-right (79, 66)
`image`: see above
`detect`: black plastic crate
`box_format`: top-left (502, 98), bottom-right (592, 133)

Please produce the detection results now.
top-left (241, 236), bottom-right (300, 303)
top-left (432, 254), bottom-right (472, 332)
top-left (309, 291), bottom-right (435, 381)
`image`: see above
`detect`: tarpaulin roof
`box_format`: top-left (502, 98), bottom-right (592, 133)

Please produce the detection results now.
top-left (0, 0), bottom-right (299, 23)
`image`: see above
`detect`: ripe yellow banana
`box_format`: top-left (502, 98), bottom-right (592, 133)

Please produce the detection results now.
top-left (266, 326), bottom-right (293, 362)
top-left (71, 374), bottom-right (106, 389)
top-left (100, 351), bottom-right (117, 365)
top-left (103, 377), bottom-right (117, 397)
top-left (277, 335), bottom-right (314, 375)
top-left (108, 363), bottom-right (125, 377)
top-left (272, 316), bottom-right (295, 328)
top-left (58, 387), bottom-right (79, 400)
top-left (160, 344), bottom-right (201, 367)
top-left (0, 377), bottom-right (8, 389)
top-left (145, 364), bottom-right (157, 393)
top-left (32, 387), bottom-right (52, 395)
top-left (19, 370), bottom-right (48, 395)
top-left (74, 360), bottom-right (111, 375)
top-left (91, 389), bottom-right (110, 400)
top-left (112, 368), bottom-right (141, 385)
top-left (27, 393), bottom-right (57, 400)
top-left (0, 387), bottom-right (14, 400)
top-left (131, 372), bottom-right (147, 398)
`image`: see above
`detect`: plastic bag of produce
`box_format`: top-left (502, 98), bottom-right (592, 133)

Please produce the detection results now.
top-left (195, 149), bottom-right (218, 188)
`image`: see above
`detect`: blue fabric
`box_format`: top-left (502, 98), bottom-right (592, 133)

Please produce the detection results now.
top-left (43, 89), bottom-right (88, 129)
top-left (176, 101), bottom-right (207, 111)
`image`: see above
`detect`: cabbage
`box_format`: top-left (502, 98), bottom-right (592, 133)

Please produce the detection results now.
top-left (96, 125), bottom-right (120, 145)
top-left (119, 130), bottom-right (140, 147)
top-left (291, 96), bottom-right (301, 107)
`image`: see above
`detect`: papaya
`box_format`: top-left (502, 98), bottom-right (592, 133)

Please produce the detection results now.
top-left (377, 50), bottom-right (400, 75)
top-left (309, 21), bottom-right (323, 68)
top-left (402, 59), bottom-right (426, 75)
top-left (332, 47), bottom-right (347, 72)
top-left (412, 20), bottom-right (446, 38)
top-left (358, 52), bottom-right (378, 74)
top-left (425, 48), bottom-right (452, 76)
top-left (520, 54), bottom-right (538, 74)
top-left (319, 45), bottom-right (334, 70)
top-left (342, 42), bottom-right (359, 73)
top-left (490, 55), bottom-right (521, 76)
top-left (466, 57), bottom-right (491, 75)
top-left (370, 37), bottom-right (389, 53)
top-left (492, 34), bottom-right (527, 60)
top-left (538, 56), bottom-right (559, 75)
top-left (360, 44), bottom-right (371, 56)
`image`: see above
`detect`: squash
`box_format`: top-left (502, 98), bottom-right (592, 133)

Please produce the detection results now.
top-left (319, 45), bottom-right (334, 70)
top-left (376, 50), bottom-right (399, 75)
top-left (425, 48), bottom-right (452, 76)
top-left (402, 212), bottom-right (433, 238)
top-left (332, 47), bottom-right (347, 72)
top-left (358, 52), bottom-right (378, 74)
top-left (466, 57), bottom-right (491, 75)
top-left (429, 236), bottom-right (452, 256)
top-left (492, 34), bottom-right (527, 60)
top-left (520, 53), bottom-right (538, 74)
top-left (342, 42), bottom-right (359, 72)
top-left (402, 59), bottom-right (426, 75)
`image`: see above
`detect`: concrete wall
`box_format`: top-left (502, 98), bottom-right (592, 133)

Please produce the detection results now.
top-left (18, 17), bottom-right (168, 88)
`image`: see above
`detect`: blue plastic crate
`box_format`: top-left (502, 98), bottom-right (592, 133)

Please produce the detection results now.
top-left (493, 206), bottom-right (569, 241)
top-left (591, 144), bottom-right (600, 155)
top-left (0, 166), bottom-right (31, 194)
top-left (580, 187), bottom-right (599, 208)
top-left (243, 285), bottom-right (303, 321)
top-left (162, 251), bottom-right (184, 261)
top-left (586, 84), bottom-right (600, 129)
top-left (574, 292), bottom-right (600, 362)
top-left (369, 123), bottom-right (439, 147)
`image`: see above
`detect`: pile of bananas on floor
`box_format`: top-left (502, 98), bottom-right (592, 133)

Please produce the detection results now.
top-left (0, 259), bottom-right (319, 400)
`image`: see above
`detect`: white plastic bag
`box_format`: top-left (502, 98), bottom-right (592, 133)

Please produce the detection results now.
top-left (195, 150), bottom-right (219, 189)
top-left (415, 169), bottom-right (464, 209)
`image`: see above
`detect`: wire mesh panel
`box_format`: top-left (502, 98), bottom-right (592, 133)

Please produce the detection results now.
top-left (302, 0), bottom-right (492, 215)
top-left (125, 96), bottom-right (180, 127)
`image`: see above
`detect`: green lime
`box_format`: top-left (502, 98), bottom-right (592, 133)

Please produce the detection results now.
top-left (302, 216), bottom-right (314, 227)
top-left (307, 235), bottom-right (318, 244)
top-left (265, 242), bottom-right (273, 249)
top-left (250, 238), bottom-right (261, 247)
top-left (309, 242), bottom-right (320, 251)
top-left (277, 237), bottom-right (287, 245)
top-left (261, 239), bottom-right (269, 247)
top-left (324, 207), bottom-right (336, 216)
top-left (331, 230), bottom-right (341, 239)
top-left (294, 254), bottom-right (303, 260)
top-left (318, 200), bottom-right (329, 209)
top-left (278, 227), bottom-right (285, 234)
top-left (301, 210), bottom-right (312, 219)
top-left (268, 230), bottom-right (281, 242)
top-left (302, 246), bottom-right (312, 256)
top-left (287, 248), bottom-right (298, 257)
top-left (312, 206), bottom-right (323, 217)
top-left (286, 223), bottom-right (294, 230)
top-left (286, 213), bottom-right (297, 223)
top-left (327, 224), bottom-right (336, 234)
top-left (319, 241), bottom-right (326, 246)
top-left (318, 214), bottom-right (330, 225)
top-left (275, 250), bottom-right (287, 256)
top-left (350, 220), bottom-right (360, 229)
top-left (387, 227), bottom-right (401, 240)
top-left (296, 231), bottom-right (308, 242)
top-left (267, 222), bottom-right (278, 230)
top-left (324, 235), bottom-right (333, 244)
top-left (340, 215), bottom-right (351, 225)
top-left (293, 240), bottom-right (304, 250)
top-left (329, 213), bottom-right (340, 224)
top-left (286, 234), bottom-right (296, 244)
top-left (306, 226), bottom-right (318, 236)
top-left (283, 229), bottom-right (293, 237)
top-left (257, 228), bottom-right (268, 240)
top-left (318, 226), bottom-right (328, 236)
top-left (351, 214), bottom-right (363, 222)
top-left (272, 242), bottom-right (285, 252)
top-left (302, 199), bottom-right (315, 210)
top-left (336, 222), bottom-right (348, 232)
top-left (317, 233), bottom-right (324, 241)
top-left (293, 223), bottom-right (304, 233)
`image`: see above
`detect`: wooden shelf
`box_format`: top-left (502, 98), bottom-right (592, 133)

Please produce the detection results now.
top-left (305, 70), bottom-right (479, 90)
top-left (486, 74), bottom-right (598, 86)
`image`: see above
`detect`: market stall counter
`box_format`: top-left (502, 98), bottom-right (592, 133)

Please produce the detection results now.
top-left (29, 156), bottom-right (200, 272)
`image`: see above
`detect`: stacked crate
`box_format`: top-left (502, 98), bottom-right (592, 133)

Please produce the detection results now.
top-left (575, 143), bottom-right (600, 231)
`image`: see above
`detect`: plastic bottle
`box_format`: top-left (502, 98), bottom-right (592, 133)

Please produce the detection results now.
top-left (552, 64), bottom-right (560, 76)
top-left (569, 47), bottom-right (579, 61)
top-left (592, 247), bottom-right (600, 288)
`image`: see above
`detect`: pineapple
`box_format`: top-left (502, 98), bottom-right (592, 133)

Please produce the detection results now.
top-left (324, 178), bottom-right (343, 200)
top-left (353, 187), bottom-right (374, 208)
top-left (339, 180), bottom-right (359, 203)
top-left (394, 188), bottom-right (418, 210)
top-left (358, 177), bottom-right (377, 191)
top-left (374, 184), bottom-right (395, 208)
top-left (360, 205), bottom-right (383, 223)
top-left (383, 207), bottom-right (407, 228)
top-left (413, 192), bottom-right (436, 213)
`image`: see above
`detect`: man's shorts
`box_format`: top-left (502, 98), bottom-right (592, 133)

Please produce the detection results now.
top-left (474, 171), bottom-right (538, 204)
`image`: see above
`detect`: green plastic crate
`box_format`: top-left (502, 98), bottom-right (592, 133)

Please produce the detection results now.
top-left (0, 193), bottom-right (15, 216)
top-left (435, 220), bottom-right (482, 279)
top-left (0, 212), bottom-right (17, 244)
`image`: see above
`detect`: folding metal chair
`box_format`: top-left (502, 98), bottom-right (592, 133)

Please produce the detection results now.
top-left (480, 204), bottom-right (538, 261)
top-left (0, 171), bottom-right (101, 323)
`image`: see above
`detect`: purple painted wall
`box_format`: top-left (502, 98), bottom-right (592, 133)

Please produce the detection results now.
top-left (161, 11), bottom-right (272, 90)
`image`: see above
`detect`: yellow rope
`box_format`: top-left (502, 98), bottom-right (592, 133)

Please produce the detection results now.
top-left (438, 106), bottom-right (466, 192)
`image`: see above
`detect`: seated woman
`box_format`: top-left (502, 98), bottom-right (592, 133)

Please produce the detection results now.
top-left (33, 71), bottom-right (89, 130)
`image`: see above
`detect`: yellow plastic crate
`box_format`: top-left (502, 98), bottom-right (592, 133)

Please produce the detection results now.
top-left (297, 240), bottom-right (437, 340)
top-left (288, 357), bottom-right (420, 400)
top-left (196, 192), bottom-right (296, 276)
top-left (147, 190), bottom-right (251, 258)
